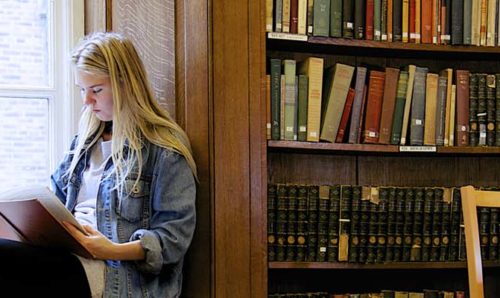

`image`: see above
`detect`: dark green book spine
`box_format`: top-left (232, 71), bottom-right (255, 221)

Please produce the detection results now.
top-left (267, 184), bottom-right (277, 262)
top-left (295, 185), bottom-right (309, 261)
top-left (488, 205), bottom-right (499, 260)
top-left (342, 0), bottom-right (354, 38)
top-left (339, 186), bottom-right (352, 261)
top-left (477, 74), bottom-right (487, 146)
top-left (422, 188), bottom-right (434, 262)
top-left (316, 185), bottom-right (330, 261)
top-left (285, 185), bottom-right (298, 261)
top-left (354, 0), bottom-right (365, 39)
top-left (359, 190), bottom-right (371, 263)
top-left (402, 188), bottom-right (414, 262)
top-left (275, 184), bottom-right (288, 261)
top-left (410, 187), bottom-right (424, 261)
top-left (449, 188), bottom-right (461, 261)
top-left (469, 73), bottom-right (479, 146)
top-left (306, 185), bottom-right (319, 261)
top-left (270, 59), bottom-right (282, 140)
top-left (347, 185), bottom-right (360, 262)
top-left (297, 75), bottom-right (309, 142)
top-left (391, 71), bottom-right (409, 144)
top-left (392, 0), bottom-right (403, 41)
top-left (463, 0), bottom-right (472, 44)
top-left (366, 191), bottom-right (379, 263)
top-left (327, 185), bottom-right (341, 262)
top-left (438, 188), bottom-right (451, 261)
top-left (430, 188), bottom-right (442, 261)
top-left (330, 0), bottom-right (343, 37)
top-left (410, 67), bottom-right (429, 145)
top-left (376, 187), bottom-right (388, 263)
top-left (495, 74), bottom-right (500, 146)
top-left (486, 74), bottom-right (496, 146)
top-left (385, 187), bottom-right (397, 262)
top-left (314, 0), bottom-right (331, 36)
top-left (373, 0), bottom-right (382, 41)
top-left (478, 203), bottom-right (490, 260)
top-left (393, 187), bottom-right (406, 262)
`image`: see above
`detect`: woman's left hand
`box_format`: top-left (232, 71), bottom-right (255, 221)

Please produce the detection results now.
top-left (63, 222), bottom-right (117, 260)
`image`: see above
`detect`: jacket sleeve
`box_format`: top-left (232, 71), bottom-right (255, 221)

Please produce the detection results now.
top-left (50, 136), bottom-right (79, 203)
top-left (129, 150), bottom-right (196, 275)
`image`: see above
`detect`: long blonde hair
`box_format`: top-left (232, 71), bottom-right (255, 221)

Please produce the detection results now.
top-left (68, 32), bottom-right (197, 190)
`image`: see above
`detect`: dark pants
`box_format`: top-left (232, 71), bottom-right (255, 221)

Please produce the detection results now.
top-left (0, 238), bottom-right (91, 298)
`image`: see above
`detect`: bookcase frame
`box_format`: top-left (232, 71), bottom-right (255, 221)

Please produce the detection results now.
top-left (261, 15), bottom-right (500, 298)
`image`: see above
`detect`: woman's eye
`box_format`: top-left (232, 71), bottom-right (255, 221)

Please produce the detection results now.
top-left (93, 88), bottom-right (102, 94)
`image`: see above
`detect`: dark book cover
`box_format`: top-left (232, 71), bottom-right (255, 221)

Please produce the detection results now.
top-left (306, 185), bottom-right (319, 261)
top-left (455, 70), bottom-right (470, 146)
top-left (429, 187), bottom-right (443, 261)
top-left (295, 185), bottom-right (309, 261)
top-left (421, 188), bottom-right (434, 261)
top-left (393, 187), bottom-right (406, 262)
top-left (327, 185), bottom-right (341, 262)
top-left (363, 70), bottom-right (386, 144)
top-left (393, 0), bottom-right (403, 41)
top-left (354, 0), bottom-right (366, 38)
top-left (348, 66), bottom-right (368, 144)
top-left (451, 0), bottom-right (464, 44)
top-left (391, 71), bottom-right (409, 144)
top-left (366, 0), bottom-right (375, 39)
top-left (297, 75), bottom-right (309, 142)
top-left (313, 0), bottom-right (331, 36)
top-left (435, 73), bottom-right (448, 146)
top-left (316, 185), bottom-right (330, 261)
top-left (335, 88), bottom-right (355, 143)
top-left (486, 74), bottom-right (496, 146)
top-left (270, 58), bottom-right (282, 140)
top-left (342, 0), bottom-right (354, 38)
top-left (376, 188), bottom-right (388, 263)
top-left (339, 185), bottom-right (352, 261)
top-left (275, 184), bottom-right (288, 261)
top-left (285, 185), bottom-right (298, 261)
top-left (409, 66), bottom-right (429, 146)
top-left (366, 190), bottom-right (379, 263)
top-left (402, 188), bottom-right (414, 262)
top-left (438, 188), bottom-right (451, 261)
top-left (385, 187), bottom-right (397, 262)
top-left (469, 73), bottom-right (479, 146)
top-left (267, 184), bottom-right (277, 262)
top-left (358, 187), bottom-right (371, 263)
top-left (348, 185), bottom-right (361, 262)
top-left (410, 187), bottom-right (424, 262)
top-left (495, 74), bottom-right (500, 146)
top-left (448, 188), bottom-right (461, 261)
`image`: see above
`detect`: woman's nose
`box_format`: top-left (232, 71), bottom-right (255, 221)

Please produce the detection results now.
top-left (82, 90), bottom-right (94, 105)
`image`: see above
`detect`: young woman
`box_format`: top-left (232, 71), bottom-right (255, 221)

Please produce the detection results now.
top-left (0, 32), bottom-right (197, 298)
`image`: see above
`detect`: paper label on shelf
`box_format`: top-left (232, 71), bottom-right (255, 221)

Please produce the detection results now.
top-left (399, 146), bottom-right (437, 152)
top-left (268, 32), bottom-right (308, 41)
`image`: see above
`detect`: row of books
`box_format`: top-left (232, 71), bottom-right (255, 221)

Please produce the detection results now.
top-left (269, 290), bottom-right (465, 298)
top-left (266, 0), bottom-right (500, 46)
top-left (267, 57), bottom-right (500, 147)
top-left (268, 183), bottom-right (500, 263)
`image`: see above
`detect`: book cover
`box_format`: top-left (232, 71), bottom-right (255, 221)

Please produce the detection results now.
top-left (402, 0), bottom-right (409, 42)
top-left (348, 66), bottom-right (368, 144)
top-left (451, 0), bottom-right (464, 44)
top-left (0, 186), bottom-right (92, 258)
top-left (354, 0), bottom-right (366, 38)
top-left (290, 0), bottom-right (299, 34)
top-left (442, 68), bottom-right (453, 146)
top-left (313, 0), bottom-right (331, 36)
top-left (267, 184), bottom-right (277, 262)
top-left (374, 0), bottom-right (382, 40)
top-left (409, 66), bottom-right (429, 146)
top-left (298, 57), bottom-right (324, 142)
top-left (379, 67), bottom-right (401, 144)
top-left (421, 0), bottom-right (433, 43)
top-left (297, 75), bottom-right (309, 141)
top-left (295, 185), bottom-right (308, 261)
top-left (316, 185), bottom-right (330, 261)
top-left (327, 185), bottom-right (341, 262)
top-left (330, 0), bottom-right (343, 37)
top-left (342, 0), bottom-right (355, 38)
top-left (320, 63), bottom-right (355, 143)
top-left (282, 0), bottom-right (291, 32)
top-left (435, 73), bottom-right (448, 146)
top-left (283, 59), bottom-right (297, 141)
top-left (393, 0), bottom-right (403, 41)
top-left (297, 0), bottom-right (308, 34)
top-left (366, 0), bottom-right (375, 39)
top-left (449, 84), bottom-right (457, 146)
top-left (400, 64), bottom-right (416, 145)
top-left (335, 88), bottom-right (356, 143)
top-left (363, 70), bottom-right (386, 143)
top-left (390, 71), bottom-right (409, 144)
top-left (455, 69), bottom-right (470, 146)
top-left (270, 58), bottom-right (282, 140)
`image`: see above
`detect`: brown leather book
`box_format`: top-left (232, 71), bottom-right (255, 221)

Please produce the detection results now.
top-left (378, 67), bottom-right (400, 144)
top-left (363, 70), bottom-right (386, 143)
top-left (0, 187), bottom-right (92, 258)
top-left (421, 0), bottom-right (433, 43)
top-left (455, 70), bottom-right (470, 146)
top-left (290, 0), bottom-right (299, 33)
top-left (366, 0), bottom-right (375, 40)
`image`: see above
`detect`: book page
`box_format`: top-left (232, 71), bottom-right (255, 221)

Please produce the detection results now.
top-left (0, 186), bottom-right (87, 235)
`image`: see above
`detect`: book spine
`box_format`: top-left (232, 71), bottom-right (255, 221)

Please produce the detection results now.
top-left (290, 0), bottom-right (299, 34)
top-left (379, 67), bottom-right (401, 144)
top-left (354, 0), bottom-right (366, 38)
top-left (393, 187), bottom-right (406, 262)
top-left (275, 0), bottom-right (283, 32)
top-left (267, 184), bottom-right (277, 262)
top-left (410, 67), bottom-right (429, 145)
top-left (366, 0), bottom-right (375, 39)
top-left (456, 70), bottom-right (470, 146)
top-left (275, 184), bottom-right (288, 261)
top-left (393, 0), bottom-right (403, 41)
top-left (270, 59), bottom-right (282, 140)
top-left (384, 187), bottom-right (397, 262)
top-left (316, 185), bottom-right (330, 261)
top-left (339, 186), bottom-right (352, 261)
top-left (285, 185), bottom-right (298, 261)
top-left (366, 189), bottom-right (379, 263)
top-left (342, 0), bottom-right (355, 38)
top-left (423, 72), bottom-right (438, 146)
top-left (298, 57), bottom-right (325, 142)
top-left (295, 185), bottom-right (309, 261)
top-left (335, 88), bottom-right (356, 143)
top-left (313, 0), bottom-right (331, 36)
top-left (331, 0), bottom-right (343, 37)
top-left (422, 187), bottom-right (434, 261)
top-left (348, 67), bottom-right (368, 144)
top-left (307, 0), bottom-right (315, 35)
top-left (429, 187), bottom-right (443, 261)
top-left (401, 65), bottom-right (417, 145)
top-left (488, 202), bottom-right (499, 260)
top-left (297, 0), bottom-right (308, 34)
top-left (297, 75), bottom-right (309, 142)
top-left (391, 71), bottom-right (409, 144)
top-left (402, 0), bottom-right (409, 42)
top-left (306, 185), bottom-right (319, 261)
top-left (486, 74), bottom-right (496, 146)
top-left (348, 185), bottom-right (361, 262)
top-left (283, 60), bottom-right (297, 141)
top-left (410, 187), bottom-right (424, 261)
top-left (402, 188), bottom-right (414, 262)
top-left (451, 0), bottom-right (464, 44)
top-left (496, 74), bottom-right (500, 146)
top-left (438, 188), bottom-right (451, 261)
top-left (448, 188), bottom-right (461, 261)
top-left (381, 0), bottom-right (388, 40)
top-left (359, 187), bottom-right (371, 263)
top-left (435, 74), bottom-right (448, 146)
top-left (421, 0), bottom-right (433, 43)
top-left (363, 70), bottom-right (386, 144)
top-left (327, 185), bottom-right (341, 262)
top-left (282, 0), bottom-right (291, 32)
top-left (377, 188), bottom-right (388, 263)
top-left (374, 0), bottom-right (382, 40)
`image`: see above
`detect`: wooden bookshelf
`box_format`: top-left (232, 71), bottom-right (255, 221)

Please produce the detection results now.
top-left (270, 261), bottom-right (500, 270)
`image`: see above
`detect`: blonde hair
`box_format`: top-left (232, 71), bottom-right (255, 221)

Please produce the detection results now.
top-left (68, 32), bottom-right (197, 190)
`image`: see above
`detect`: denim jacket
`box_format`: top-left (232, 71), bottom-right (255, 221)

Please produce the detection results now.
top-left (51, 136), bottom-right (196, 298)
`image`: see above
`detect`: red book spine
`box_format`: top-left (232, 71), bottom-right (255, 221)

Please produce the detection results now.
top-left (366, 0), bottom-right (375, 40)
top-left (363, 70), bottom-right (386, 144)
top-left (335, 88), bottom-right (356, 143)
top-left (290, 0), bottom-right (299, 34)
top-left (409, 0), bottom-right (416, 42)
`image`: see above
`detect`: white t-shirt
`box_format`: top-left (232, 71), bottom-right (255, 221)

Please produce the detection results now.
top-left (74, 138), bottom-right (112, 298)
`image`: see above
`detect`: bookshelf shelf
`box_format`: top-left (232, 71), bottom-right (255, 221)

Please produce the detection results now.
top-left (268, 140), bottom-right (500, 155)
top-left (269, 261), bottom-right (500, 270)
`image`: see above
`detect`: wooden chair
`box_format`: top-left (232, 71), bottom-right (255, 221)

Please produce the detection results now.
top-left (460, 185), bottom-right (500, 298)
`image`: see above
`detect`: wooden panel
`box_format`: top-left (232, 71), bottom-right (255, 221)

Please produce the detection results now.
top-left (213, 0), bottom-right (252, 296)
top-left (358, 156), bottom-right (500, 187)
top-left (249, 0), bottom-right (267, 296)
top-left (84, 0), bottom-right (107, 33)
top-left (268, 152), bottom-right (357, 185)
top-left (174, 0), bottom-right (211, 297)
top-left (111, 0), bottom-right (176, 118)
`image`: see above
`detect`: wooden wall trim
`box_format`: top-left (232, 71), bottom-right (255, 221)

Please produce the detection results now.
top-left (175, 0), bottom-right (212, 297)
top-left (212, 0), bottom-right (252, 296)
top-left (84, 0), bottom-right (107, 33)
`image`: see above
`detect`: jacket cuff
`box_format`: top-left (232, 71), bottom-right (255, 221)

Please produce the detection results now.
top-left (130, 229), bottom-right (163, 275)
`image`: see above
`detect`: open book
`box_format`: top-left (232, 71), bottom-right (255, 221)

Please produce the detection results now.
top-left (0, 186), bottom-right (92, 258)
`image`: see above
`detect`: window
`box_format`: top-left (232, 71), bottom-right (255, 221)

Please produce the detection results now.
top-left (0, 0), bottom-right (84, 189)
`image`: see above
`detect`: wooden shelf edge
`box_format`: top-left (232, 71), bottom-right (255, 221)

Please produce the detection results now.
top-left (269, 261), bottom-right (500, 270)
top-left (267, 140), bottom-right (500, 155)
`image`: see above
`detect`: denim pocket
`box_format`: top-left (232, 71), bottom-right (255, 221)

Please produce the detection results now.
top-left (116, 177), bottom-right (150, 222)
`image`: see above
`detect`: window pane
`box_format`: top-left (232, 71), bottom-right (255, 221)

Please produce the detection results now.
top-left (0, 97), bottom-right (50, 189)
top-left (0, 0), bottom-right (49, 87)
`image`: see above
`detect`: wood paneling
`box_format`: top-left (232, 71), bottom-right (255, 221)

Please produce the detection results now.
top-left (212, 0), bottom-right (252, 296)
top-left (111, 0), bottom-right (176, 117)
top-left (175, 0), bottom-right (211, 297)
top-left (84, 0), bottom-right (108, 33)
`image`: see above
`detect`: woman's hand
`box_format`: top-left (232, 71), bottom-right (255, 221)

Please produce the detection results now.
top-left (63, 222), bottom-right (145, 261)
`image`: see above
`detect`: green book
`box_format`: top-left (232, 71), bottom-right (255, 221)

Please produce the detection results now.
top-left (297, 75), bottom-right (309, 141)
top-left (330, 0), bottom-right (342, 37)
top-left (282, 59), bottom-right (297, 141)
top-left (390, 71), bottom-right (409, 144)
top-left (373, 0), bottom-right (382, 40)
top-left (313, 0), bottom-right (330, 36)
top-left (270, 59), bottom-right (282, 140)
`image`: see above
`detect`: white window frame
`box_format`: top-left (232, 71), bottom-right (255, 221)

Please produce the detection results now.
top-left (0, 0), bottom-right (84, 174)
